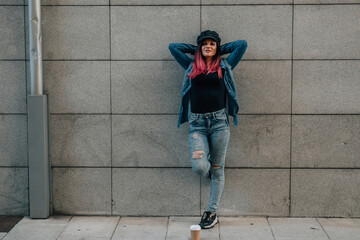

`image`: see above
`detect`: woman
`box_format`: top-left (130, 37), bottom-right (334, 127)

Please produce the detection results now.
top-left (168, 30), bottom-right (247, 229)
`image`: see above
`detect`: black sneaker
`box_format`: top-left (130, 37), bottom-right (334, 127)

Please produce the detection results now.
top-left (199, 211), bottom-right (218, 229)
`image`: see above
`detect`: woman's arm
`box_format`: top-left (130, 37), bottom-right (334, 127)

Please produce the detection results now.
top-left (220, 40), bottom-right (247, 70)
top-left (168, 43), bottom-right (197, 70)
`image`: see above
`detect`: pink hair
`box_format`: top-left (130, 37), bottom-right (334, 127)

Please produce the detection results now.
top-left (188, 43), bottom-right (223, 80)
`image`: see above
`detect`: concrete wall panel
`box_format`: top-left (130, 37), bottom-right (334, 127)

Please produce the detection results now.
top-left (0, 61), bottom-right (26, 113)
top-left (292, 115), bottom-right (360, 168)
top-left (50, 115), bottom-right (111, 167)
top-left (227, 115), bottom-right (291, 168)
top-left (0, 115), bottom-right (27, 167)
top-left (236, 61), bottom-right (291, 114)
top-left (111, 6), bottom-right (200, 60)
top-left (291, 169), bottom-right (360, 217)
top-left (201, 169), bottom-right (290, 216)
top-left (112, 168), bottom-right (200, 215)
top-left (112, 115), bottom-right (189, 167)
top-left (203, 0), bottom-right (292, 4)
top-left (0, 0), bottom-right (23, 5)
top-left (111, 61), bottom-right (183, 113)
top-left (25, 6), bottom-right (110, 60)
top-left (202, 5), bottom-right (292, 59)
top-left (26, 61), bottom-right (110, 113)
top-left (0, 168), bottom-right (28, 215)
top-left (25, 0), bottom-right (109, 5)
top-left (294, 5), bottom-right (360, 59)
top-left (53, 168), bottom-right (111, 215)
top-left (295, 0), bottom-right (360, 4)
top-left (293, 61), bottom-right (360, 114)
top-left (111, 0), bottom-right (199, 5)
top-left (0, 6), bottom-right (24, 59)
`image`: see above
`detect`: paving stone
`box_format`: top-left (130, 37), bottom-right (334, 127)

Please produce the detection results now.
top-left (167, 217), bottom-right (219, 240)
top-left (0, 233), bottom-right (6, 239)
top-left (219, 217), bottom-right (273, 240)
top-left (57, 216), bottom-right (119, 240)
top-left (112, 217), bottom-right (168, 240)
top-left (3, 216), bottom-right (71, 240)
top-left (268, 217), bottom-right (329, 240)
top-left (317, 218), bottom-right (360, 240)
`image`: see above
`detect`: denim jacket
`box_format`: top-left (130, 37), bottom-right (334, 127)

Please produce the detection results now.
top-left (168, 40), bottom-right (247, 128)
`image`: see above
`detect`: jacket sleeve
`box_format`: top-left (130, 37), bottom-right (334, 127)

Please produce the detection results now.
top-left (168, 43), bottom-right (197, 70)
top-left (220, 40), bottom-right (247, 70)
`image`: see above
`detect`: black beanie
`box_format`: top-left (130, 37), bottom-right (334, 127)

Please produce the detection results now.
top-left (197, 30), bottom-right (221, 46)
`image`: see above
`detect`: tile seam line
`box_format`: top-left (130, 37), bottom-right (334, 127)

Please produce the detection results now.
top-left (55, 215), bottom-right (73, 240)
top-left (45, 113), bottom-right (360, 116)
top-left (109, 0), bottom-right (113, 216)
top-left (48, 166), bottom-right (360, 169)
top-left (289, 0), bottom-right (294, 217)
top-left (316, 217), bottom-right (332, 240)
top-left (164, 216), bottom-right (170, 240)
top-left (14, 59), bottom-right (360, 61)
top-left (20, 4), bottom-right (295, 7)
top-left (23, 1), bottom-right (30, 217)
top-left (266, 216), bottom-right (276, 240)
top-left (15, 4), bottom-right (360, 6)
top-left (109, 216), bottom-right (121, 239)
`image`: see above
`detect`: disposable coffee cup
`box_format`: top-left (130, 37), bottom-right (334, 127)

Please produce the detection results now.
top-left (190, 225), bottom-right (201, 240)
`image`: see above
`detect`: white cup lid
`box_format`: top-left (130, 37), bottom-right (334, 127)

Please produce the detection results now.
top-left (190, 225), bottom-right (201, 231)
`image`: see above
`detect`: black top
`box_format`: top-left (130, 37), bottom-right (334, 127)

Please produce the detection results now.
top-left (190, 68), bottom-right (226, 113)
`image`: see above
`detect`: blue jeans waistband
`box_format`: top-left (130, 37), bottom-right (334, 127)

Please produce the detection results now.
top-left (189, 108), bottom-right (227, 119)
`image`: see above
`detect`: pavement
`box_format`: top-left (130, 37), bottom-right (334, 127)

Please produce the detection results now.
top-left (1, 215), bottom-right (360, 240)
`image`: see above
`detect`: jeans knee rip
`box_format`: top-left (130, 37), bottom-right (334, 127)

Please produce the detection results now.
top-left (211, 164), bottom-right (222, 169)
top-left (192, 150), bottom-right (204, 159)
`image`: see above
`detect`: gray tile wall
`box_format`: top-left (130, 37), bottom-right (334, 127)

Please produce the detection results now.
top-left (1, 1), bottom-right (359, 217)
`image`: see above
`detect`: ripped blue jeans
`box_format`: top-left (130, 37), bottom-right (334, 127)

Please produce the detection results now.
top-left (188, 108), bottom-right (230, 213)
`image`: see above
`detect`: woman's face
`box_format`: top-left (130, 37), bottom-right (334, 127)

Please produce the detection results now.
top-left (201, 38), bottom-right (217, 58)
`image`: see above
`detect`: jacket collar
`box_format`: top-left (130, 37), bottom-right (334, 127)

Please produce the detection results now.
top-left (220, 58), bottom-right (226, 68)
